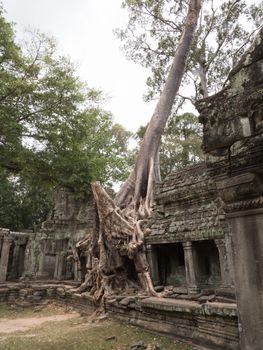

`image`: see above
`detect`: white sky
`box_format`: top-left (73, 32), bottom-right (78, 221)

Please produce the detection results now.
top-left (3, 0), bottom-right (156, 132)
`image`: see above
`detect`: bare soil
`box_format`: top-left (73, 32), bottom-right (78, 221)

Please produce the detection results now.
top-left (0, 313), bottom-right (79, 333)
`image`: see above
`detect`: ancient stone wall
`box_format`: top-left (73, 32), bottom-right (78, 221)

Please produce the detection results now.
top-left (0, 282), bottom-right (238, 350)
top-left (23, 187), bottom-right (97, 281)
top-left (0, 228), bottom-right (30, 282)
top-left (0, 187), bottom-right (97, 283)
top-left (146, 163), bottom-right (235, 296)
top-left (197, 28), bottom-right (263, 350)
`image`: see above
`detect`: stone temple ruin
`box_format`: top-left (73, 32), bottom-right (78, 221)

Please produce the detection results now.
top-left (146, 163), bottom-right (235, 292)
top-left (0, 28), bottom-right (262, 350)
top-left (0, 188), bottom-right (97, 283)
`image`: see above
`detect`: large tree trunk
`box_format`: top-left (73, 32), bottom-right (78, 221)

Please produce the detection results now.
top-left (76, 0), bottom-right (202, 300)
top-left (115, 0), bottom-right (202, 212)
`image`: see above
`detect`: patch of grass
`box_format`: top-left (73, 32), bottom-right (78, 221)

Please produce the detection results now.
top-left (0, 305), bottom-right (193, 350)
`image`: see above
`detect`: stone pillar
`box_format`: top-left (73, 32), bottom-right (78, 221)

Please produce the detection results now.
top-left (227, 205), bottom-right (263, 350)
top-left (0, 236), bottom-right (13, 282)
top-left (37, 240), bottom-right (50, 279)
top-left (54, 252), bottom-right (66, 280)
top-left (10, 241), bottom-right (20, 280)
top-left (37, 252), bottom-right (45, 277)
top-left (183, 241), bottom-right (199, 293)
top-left (54, 253), bottom-right (59, 280)
top-left (0, 238), bottom-right (2, 257)
top-left (146, 244), bottom-right (160, 286)
top-left (215, 238), bottom-right (232, 287)
top-left (73, 258), bottom-right (81, 282)
top-left (224, 234), bottom-right (235, 287)
top-left (37, 241), bottom-right (46, 278)
top-left (217, 173), bottom-right (263, 350)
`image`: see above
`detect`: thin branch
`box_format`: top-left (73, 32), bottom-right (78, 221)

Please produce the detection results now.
top-left (142, 5), bottom-right (182, 33)
top-left (201, 2), bottom-right (216, 44)
top-left (127, 28), bottom-right (161, 56)
top-left (206, 0), bottom-right (242, 68)
top-left (0, 40), bottom-right (42, 103)
top-left (232, 26), bottom-right (262, 57)
top-left (177, 93), bottom-right (195, 105)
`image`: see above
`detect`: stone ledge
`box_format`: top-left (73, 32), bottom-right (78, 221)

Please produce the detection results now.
top-left (140, 297), bottom-right (237, 318)
top-left (0, 282), bottom-right (239, 350)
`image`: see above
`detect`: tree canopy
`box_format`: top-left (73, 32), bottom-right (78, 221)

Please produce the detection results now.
top-left (135, 112), bottom-right (203, 178)
top-left (0, 6), bottom-right (131, 230)
top-left (116, 0), bottom-right (262, 105)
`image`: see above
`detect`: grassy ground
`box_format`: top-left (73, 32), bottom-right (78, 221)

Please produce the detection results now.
top-left (0, 303), bottom-right (69, 319)
top-left (0, 304), bottom-right (194, 350)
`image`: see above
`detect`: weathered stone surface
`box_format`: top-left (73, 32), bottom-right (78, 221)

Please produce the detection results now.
top-left (119, 296), bottom-right (136, 306)
top-left (146, 164), bottom-right (234, 293)
top-left (20, 187), bottom-right (97, 281)
top-left (197, 27), bottom-right (263, 350)
top-left (148, 164), bottom-right (230, 240)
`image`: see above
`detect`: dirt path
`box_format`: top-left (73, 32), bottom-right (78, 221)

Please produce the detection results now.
top-left (0, 313), bottom-right (79, 333)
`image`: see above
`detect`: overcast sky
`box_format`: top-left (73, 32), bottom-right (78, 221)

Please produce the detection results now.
top-left (3, 0), bottom-right (156, 132)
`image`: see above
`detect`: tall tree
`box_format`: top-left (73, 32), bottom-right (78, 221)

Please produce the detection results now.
top-left (78, 0), bottom-right (202, 299)
top-left (115, 0), bottom-right (202, 212)
top-left (116, 0), bottom-right (262, 104)
top-left (0, 169), bottom-right (52, 231)
top-left (0, 7), bottom-right (131, 229)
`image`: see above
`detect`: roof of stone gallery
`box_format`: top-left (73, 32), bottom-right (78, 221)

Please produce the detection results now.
top-left (147, 163), bottom-right (230, 244)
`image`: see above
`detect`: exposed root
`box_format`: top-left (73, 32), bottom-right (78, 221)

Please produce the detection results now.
top-left (74, 181), bottom-right (160, 302)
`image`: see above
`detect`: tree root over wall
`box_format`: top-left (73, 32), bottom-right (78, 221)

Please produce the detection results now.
top-left (75, 182), bottom-right (158, 303)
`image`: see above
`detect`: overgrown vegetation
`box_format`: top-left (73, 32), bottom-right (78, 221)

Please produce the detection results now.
top-left (0, 4), bottom-right (131, 230)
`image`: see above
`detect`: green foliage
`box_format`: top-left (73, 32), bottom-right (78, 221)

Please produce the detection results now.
top-left (134, 113), bottom-right (203, 179)
top-left (0, 169), bottom-right (52, 230)
top-left (159, 113), bottom-right (203, 178)
top-left (0, 6), bottom-right (131, 229)
top-left (116, 0), bottom-right (263, 104)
